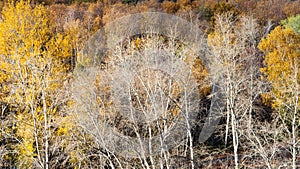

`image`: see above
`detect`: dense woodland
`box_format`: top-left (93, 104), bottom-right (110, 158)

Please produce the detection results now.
top-left (0, 0), bottom-right (299, 168)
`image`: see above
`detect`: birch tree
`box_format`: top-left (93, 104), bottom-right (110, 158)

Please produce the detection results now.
top-left (0, 1), bottom-right (75, 168)
top-left (207, 13), bottom-right (264, 169)
top-left (259, 22), bottom-right (300, 169)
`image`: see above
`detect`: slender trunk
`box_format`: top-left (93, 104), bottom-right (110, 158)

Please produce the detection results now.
top-left (31, 105), bottom-right (43, 168)
top-left (1, 105), bottom-right (5, 147)
top-left (229, 67), bottom-right (238, 169)
top-left (230, 82), bottom-right (238, 169)
top-left (148, 126), bottom-right (155, 169)
top-left (42, 90), bottom-right (49, 169)
top-left (232, 112), bottom-right (239, 169)
top-left (292, 106), bottom-right (297, 169)
top-left (292, 65), bottom-right (298, 169)
top-left (225, 84), bottom-right (230, 146)
top-left (184, 86), bottom-right (194, 169)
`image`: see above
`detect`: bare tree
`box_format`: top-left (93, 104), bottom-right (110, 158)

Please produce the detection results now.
top-left (207, 13), bottom-right (268, 169)
top-left (72, 12), bottom-right (209, 168)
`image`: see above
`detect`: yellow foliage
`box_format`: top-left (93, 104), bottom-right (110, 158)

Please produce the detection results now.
top-left (259, 26), bottom-right (300, 112)
top-left (0, 0), bottom-right (76, 166)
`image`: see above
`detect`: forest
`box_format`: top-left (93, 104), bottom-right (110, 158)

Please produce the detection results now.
top-left (0, 0), bottom-right (299, 168)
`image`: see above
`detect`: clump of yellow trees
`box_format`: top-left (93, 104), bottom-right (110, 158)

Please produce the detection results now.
top-left (259, 14), bottom-right (300, 169)
top-left (0, 0), bottom-right (76, 168)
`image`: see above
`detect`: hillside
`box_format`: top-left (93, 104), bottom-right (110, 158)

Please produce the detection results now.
top-left (0, 0), bottom-right (299, 168)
